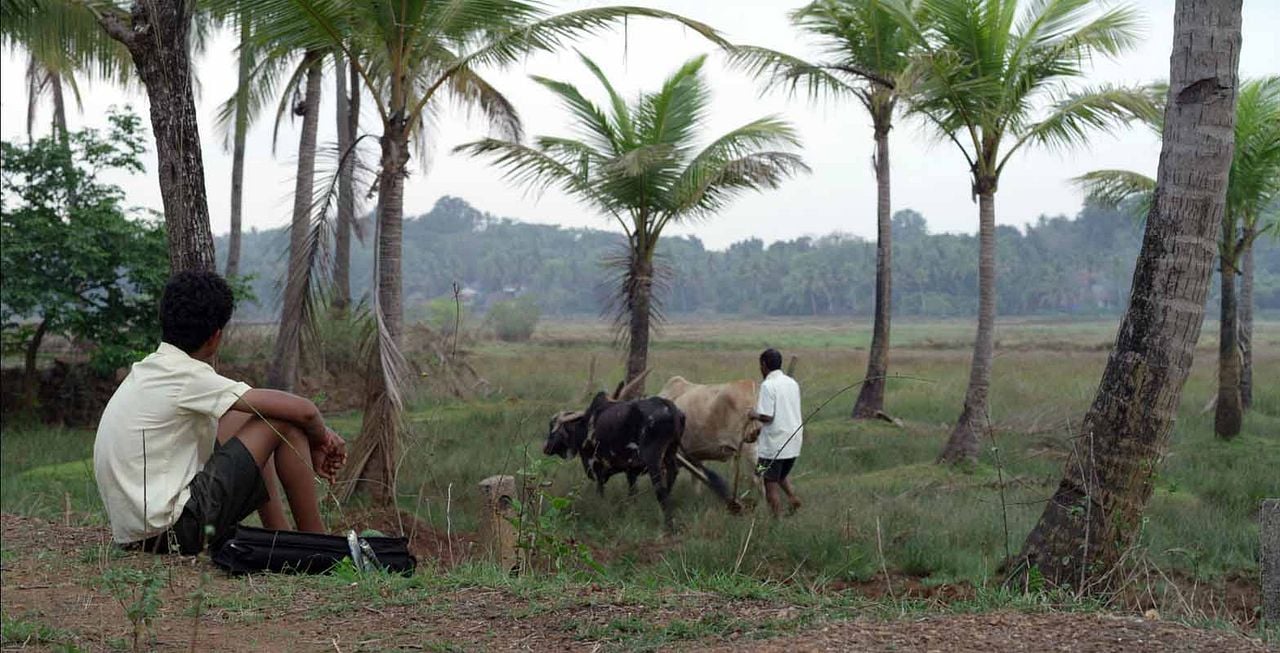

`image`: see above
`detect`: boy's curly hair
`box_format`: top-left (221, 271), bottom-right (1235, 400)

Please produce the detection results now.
top-left (159, 271), bottom-right (235, 353)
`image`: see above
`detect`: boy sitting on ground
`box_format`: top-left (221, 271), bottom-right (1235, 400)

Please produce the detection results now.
top-left (93, 270), bottom-right (346, 554)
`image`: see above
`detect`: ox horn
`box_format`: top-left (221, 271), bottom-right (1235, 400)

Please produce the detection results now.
top-left (612, 368), bottom-right (652, 400)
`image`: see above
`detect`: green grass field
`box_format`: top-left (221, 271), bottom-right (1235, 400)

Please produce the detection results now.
top-left (3, 317), bottom-right (1277, 628)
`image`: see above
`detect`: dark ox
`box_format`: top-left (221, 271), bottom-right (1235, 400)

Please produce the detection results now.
top-left (546, 391), bottom-right (734, 529)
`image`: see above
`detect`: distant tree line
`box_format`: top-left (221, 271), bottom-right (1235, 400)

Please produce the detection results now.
top-left (220, 195), bottom-right (1279, 322)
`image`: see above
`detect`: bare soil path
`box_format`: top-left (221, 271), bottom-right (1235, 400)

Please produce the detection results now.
top-left (1, 515), bottom-right (1269, 652)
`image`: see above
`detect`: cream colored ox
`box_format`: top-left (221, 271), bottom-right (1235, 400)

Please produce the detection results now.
top-left (658, 376), bottom-right (763, 501)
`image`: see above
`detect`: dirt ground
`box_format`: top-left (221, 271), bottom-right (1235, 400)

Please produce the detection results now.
top-left (0, 515), bottom-right (1271, 652)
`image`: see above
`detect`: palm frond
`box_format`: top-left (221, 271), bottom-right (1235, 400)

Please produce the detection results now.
top-left (1021, 0), bottom-right (1143, 60)
top-left (575, 51), bottom-right (636, 146)
top-left (213, 48), bottom-right (292, 151)
top-left (1, 0), bottom-right (133, 87)
top-left (725, 45), bottom-right (860, 102)
top-left (1229, 76), bottom-right (1280, 229)
top-left (529, 73), bottom-right (618, 154)
top-left (792, 0), bottom-right (916, 85)
top-left (607, 144), bottom-right (678, 177)
top-left (639, 54), bottom-right (709, 151)
top-left (669, 116), bottom-right (808, 218)
top-left (1000, 84), bottom-right (1156, 172)
top-left (445, 63), bottom-right (523, 141)
top-left (417, 5), bottom-right (728, 122)
top-left (670, 151), bottom-right (811, 224)
top-left (1073, 169), bottom-right (1154, 215)
top-left (452, 138), bottom-right (609, 212)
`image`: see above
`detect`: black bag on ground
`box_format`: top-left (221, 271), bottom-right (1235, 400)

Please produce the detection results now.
top-left (211, 526), bottom-right (416, 576)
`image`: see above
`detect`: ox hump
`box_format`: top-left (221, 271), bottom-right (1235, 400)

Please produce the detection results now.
top-left (658, 376), bottom-right (691, 399)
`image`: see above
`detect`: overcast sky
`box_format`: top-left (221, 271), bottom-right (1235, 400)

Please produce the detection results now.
top-left (2, 0), bottom-right (1277, 250)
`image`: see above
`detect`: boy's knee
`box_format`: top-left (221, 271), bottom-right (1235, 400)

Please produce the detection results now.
top-left (275, 419), bottom-right (307, 438)
top-left (251, 418), bottom-right (306, 443)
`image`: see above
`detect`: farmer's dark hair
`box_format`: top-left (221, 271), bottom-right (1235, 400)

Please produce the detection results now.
top-left (160, 271), bottom-right (235, 353)
top-left (760, 348), bottom-right (783, 372)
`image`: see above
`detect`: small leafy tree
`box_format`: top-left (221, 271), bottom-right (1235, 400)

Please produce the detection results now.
top-left (487, 298), bottom-right (541, 342)
top-left (0, 109), bottom-right (168, 409)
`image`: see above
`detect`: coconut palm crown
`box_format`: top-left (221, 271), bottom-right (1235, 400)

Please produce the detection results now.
top-left (457, 53), bottom-right (809, 394)
top-left (729, 0), bottom-right (922, 420)
top-left (884, 0), bottom-right (1157, 464)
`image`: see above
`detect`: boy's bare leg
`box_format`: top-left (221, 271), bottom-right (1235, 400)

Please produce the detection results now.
top-left (779, 478), bottom-right (802, 514)
top-left (763, 481), bottom-right (784, 517)
top-left (227, 417), bottom-right (325, 533)
top-left (219, 413), bottom-right (288, 529)
top-left (257, 458), bottom-right (289, 529)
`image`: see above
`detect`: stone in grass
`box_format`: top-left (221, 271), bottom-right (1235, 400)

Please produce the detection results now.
top-left (478, 475), bottom-right (520, 574)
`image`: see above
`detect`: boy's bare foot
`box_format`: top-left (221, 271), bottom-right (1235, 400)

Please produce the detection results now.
top-left (787, 498), bottom-right (802, 515)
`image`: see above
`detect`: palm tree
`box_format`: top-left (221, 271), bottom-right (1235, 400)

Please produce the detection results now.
top-left (729, 0), bottom-right (918, 420)
top-left (332, 50), bottom-right (360, 317)
top-left (264, 49), bottom-right (326, 393)
top-left (886, 0), bottom-right (1154, 464)
top-left (222, 11), bottom-right (253, 278)
top-left (1077, 76), bottom-right (1280, 438)
top-left (212, 0), bottom-right (361, 391)
top-left (1015, 0), bottom-right (1242, 590)
top-left (458, 54), bottom-right (808, 397)
top-left (256, 0), bottom-right (727, 501)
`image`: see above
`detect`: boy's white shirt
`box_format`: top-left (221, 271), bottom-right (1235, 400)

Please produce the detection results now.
top-left (755, 369), bottom-right (803, 459)
top-left (93, 342), bottom-right (250, 543)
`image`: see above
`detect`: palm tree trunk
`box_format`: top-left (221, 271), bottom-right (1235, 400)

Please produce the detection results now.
top-left (266, 51), bottom-right (323, 392)
top-left (49, 72), bottom-right (69, 146)
top-left (1214, 252), bottom-right (1243, 438)
top-left (1013, 0), bottom-right (1241, 590)
top-left (853, 123), bottom-right (892, 419)
top-left (938, 185), bottom-right (996, 464)
top-left (1240, 240), bottom-right (1254, 409)
top-left (98, 1), bottom-right (216, 272)
top-left (332, 53), bottom-right (357, 316)
top-left (375, 133), bottom-right (405, 344)
top-left (345, 120), bottom-right (409, 505)
top-left (225, 17), bottom-right (251, 278)
top-left (623, 250), bottom-right (654, 399)
top-left (48, 72), bottom-right (79, 208)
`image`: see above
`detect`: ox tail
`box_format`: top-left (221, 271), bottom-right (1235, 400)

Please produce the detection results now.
top-left (674, 450), bottom-right (733, 506)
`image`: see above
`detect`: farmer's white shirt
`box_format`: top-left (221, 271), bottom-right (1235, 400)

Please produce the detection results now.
top-left (93, 343), bottom-right (250, 543)
top-left (756, 369), bottom-right (803, 459)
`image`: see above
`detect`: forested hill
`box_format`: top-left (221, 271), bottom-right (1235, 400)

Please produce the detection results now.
top-left (220, 196), bottom-right (1280, 321)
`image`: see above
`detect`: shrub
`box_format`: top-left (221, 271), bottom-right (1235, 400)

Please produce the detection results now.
top-left (487, 298), bottom-right (540, 342)
top-left (310, 302), bottom-right (372, 373)
top-left (421, 296), bottom-right (469, 336)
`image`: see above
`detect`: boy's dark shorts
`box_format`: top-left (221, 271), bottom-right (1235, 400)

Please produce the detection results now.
top-left (131, 438), bottom-right (267, 555)
top-left (756, 457), bottom-right (797, 483)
